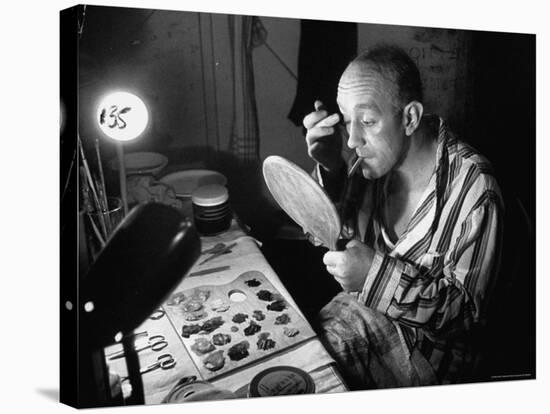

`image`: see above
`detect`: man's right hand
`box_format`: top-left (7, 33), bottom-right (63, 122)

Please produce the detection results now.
top-left (303, 100), bottom-right (343, 172)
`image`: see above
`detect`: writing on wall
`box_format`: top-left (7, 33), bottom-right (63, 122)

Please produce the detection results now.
top-left (358, 25), bottom-right (471, 131)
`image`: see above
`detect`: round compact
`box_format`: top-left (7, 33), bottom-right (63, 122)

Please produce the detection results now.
top-left (191, 184), bottom-right (232, 236)
top-left (249, 366), bottom-right (315, 397)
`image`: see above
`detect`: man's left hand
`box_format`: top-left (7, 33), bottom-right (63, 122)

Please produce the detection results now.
top-left (323, 240), bottom-right (375, 292)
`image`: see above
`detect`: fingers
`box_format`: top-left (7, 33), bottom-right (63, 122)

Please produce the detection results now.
top-left (304, 114), bottom-right (340, 141)
top-left (305, 127), bottom-right (336, 145)
top-left (303, 112), bottom-right (340, 129)
top-left (316, 113), bottom-right (340, 128)
top-left (323, 251), bottom-right (343, 267)
top-left (303, 105), bottom-right (340, 130)
top-left (324, 241), bottom-right (371, 292)
top-left (323, 251), bottom-right (335, 266)
top-left (303, 109), bottom-right (326, 129)
top-left (322, 245), bottom-right (354, 277)
top-left (345, 239), bottom-right (363, 249)
top-left (303, 100), bottom-right (343, 170)
top-left (323, 251), bottom-right (339, 277)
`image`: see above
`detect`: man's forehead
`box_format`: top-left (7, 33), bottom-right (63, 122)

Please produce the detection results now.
top-left (339, 62), bottom-right (382, 85)
top-left (337, 98), bottom-right (381, 114)
top-left (337, 63), bottom-right (393, 111)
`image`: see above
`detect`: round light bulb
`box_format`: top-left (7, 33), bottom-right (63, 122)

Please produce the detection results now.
top-left (84, 301), bottom-right (95, 312)
top-left (97, 91), bottom-right (148, 141)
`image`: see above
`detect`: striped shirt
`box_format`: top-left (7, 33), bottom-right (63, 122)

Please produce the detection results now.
top-left (317, 116), bottom-right (504, 383)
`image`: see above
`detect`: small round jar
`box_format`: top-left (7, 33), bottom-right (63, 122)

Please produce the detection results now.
top-left (191, 184), bottom-right (232, 236)
top-left (249, 366), bottom-right (315, 397)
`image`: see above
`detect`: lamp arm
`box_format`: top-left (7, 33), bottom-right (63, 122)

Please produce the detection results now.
top-left (122, 334), bottom-right (145, 405)
top-left (116, 143), bottom-right (129, 215)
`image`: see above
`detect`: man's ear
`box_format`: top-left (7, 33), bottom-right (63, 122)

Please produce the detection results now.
top-left (402, 101), bottom-right (424, 136)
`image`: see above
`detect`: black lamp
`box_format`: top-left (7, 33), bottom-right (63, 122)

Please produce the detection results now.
top-left (78, 202), bottom-right (201, 407)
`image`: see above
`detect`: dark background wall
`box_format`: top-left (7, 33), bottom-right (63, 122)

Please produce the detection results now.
top-left (469, 31), bottom-right (535, 221)
top-left (467, 31), bottom-right (535, 378)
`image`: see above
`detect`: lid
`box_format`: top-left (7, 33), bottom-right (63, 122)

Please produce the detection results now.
top-left (192, 184), bottom-right (229, 206)
top-left (249, 366), bottom-right (315, 397)
top-left (159, 169), bottom-right (227, 197)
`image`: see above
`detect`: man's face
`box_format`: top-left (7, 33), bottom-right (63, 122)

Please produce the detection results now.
top-left (337, 63), bottom-right (407, 179)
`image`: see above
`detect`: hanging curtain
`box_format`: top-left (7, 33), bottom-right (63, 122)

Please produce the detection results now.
top-left (288, 20), bottom-right (358, 127)
top-left (227, 15), bottom-right (266, 162)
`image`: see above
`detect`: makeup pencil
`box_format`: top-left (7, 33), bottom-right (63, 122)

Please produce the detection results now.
top-left (348, 155), bottom-right (362, 177)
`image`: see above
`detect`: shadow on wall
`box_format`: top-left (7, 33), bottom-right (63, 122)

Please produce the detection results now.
top-left (205, 148), bottom-right (292, 241)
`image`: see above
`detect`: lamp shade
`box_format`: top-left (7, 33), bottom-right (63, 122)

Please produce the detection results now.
top-left (96, 91), bottom-right (148, 141)
top-left (80, 203), bottom-right (201, 348)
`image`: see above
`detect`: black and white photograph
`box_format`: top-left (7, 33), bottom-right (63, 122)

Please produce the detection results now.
top-left (3, 0), bottom-right (546, 413)
top-left (59, 1), bottom-right (538, 408)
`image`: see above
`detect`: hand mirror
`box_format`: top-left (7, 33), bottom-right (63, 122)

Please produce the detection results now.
top-left (263, 155), bottom-right (341, 251)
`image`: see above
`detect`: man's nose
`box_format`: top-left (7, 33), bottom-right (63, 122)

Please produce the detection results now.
top-left (347, 119), bottom-right (365, 149)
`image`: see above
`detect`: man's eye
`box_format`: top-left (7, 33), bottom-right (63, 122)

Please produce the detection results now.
top-left (361, 120), bottom-right (375, 126)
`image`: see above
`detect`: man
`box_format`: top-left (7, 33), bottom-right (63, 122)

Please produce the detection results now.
top-left (303, 45), bottom-right (503, 388)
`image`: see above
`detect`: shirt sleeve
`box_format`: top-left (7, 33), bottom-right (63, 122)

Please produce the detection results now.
top-left (358, 194), bottom-right (502, 336)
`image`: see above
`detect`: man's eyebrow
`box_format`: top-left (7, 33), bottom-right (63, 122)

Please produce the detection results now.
top-left (337, 101), bottom-right (379, 111)
top-left (354, 102), bottom-right (380, 111)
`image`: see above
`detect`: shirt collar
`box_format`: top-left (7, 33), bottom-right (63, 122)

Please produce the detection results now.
top-left (381, 115), bottom-right (450, 254)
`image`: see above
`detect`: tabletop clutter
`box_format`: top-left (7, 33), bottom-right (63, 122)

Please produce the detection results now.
top-left (119, 153), bottom-right (230, 235)
top-left (146, 269), bottom-right (319, 402)
top-left (164, 270), bottom-right (316, 381)
top-left (82, 148), bottom-right (235, 244)
top-left (106, 236), bottom-right (328, 403)
top-left (97, 152), bottom-right (331, 402)
top-left (108, 151), bottom-right (233, 236)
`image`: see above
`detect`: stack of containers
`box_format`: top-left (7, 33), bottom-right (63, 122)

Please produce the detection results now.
top-left (191, 184), bottom-right (232, 236)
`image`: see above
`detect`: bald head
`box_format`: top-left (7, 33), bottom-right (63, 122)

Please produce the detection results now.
top-left (338, 61), bottom-right (398, 114)
top-left (338, 45), bottom-right (423, 111)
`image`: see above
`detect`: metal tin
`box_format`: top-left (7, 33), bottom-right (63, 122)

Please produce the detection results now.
top-left (249, 366), bottom-right (315, 397)
top-left (191, 184), bottom-right (232, 235)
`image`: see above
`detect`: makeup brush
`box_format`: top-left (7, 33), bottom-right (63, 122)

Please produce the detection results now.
top-left (347, 154), bottom-right (362, 177)
top-left (335, 154), bottom-right (363, 251)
